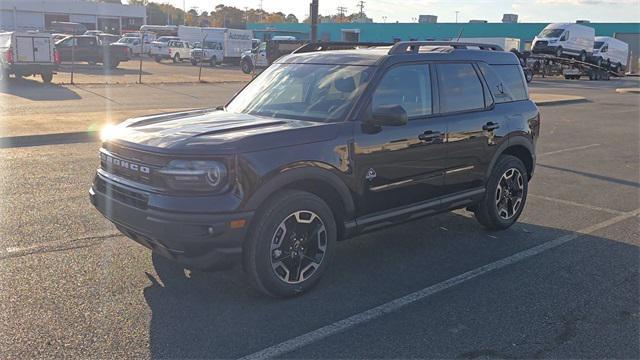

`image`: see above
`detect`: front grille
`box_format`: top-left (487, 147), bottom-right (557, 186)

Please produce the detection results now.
top-left (100, 144), bottom-right (168, 185)
top-left (534, 41), bottom-right (548, 48)
top-left (95, 177), bottom-right (148, 210)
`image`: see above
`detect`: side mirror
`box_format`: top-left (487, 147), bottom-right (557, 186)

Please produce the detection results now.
top-left (369, 105), bottom-right (408, 127)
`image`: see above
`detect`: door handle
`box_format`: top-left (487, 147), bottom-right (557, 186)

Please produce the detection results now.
top-left (482, 122), bottom-right (500, 131)
top-left (418, 130), bottom-right (442, 142)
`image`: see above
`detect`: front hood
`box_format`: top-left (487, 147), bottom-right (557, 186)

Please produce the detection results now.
top-left (107, 109), bottom-right (339, 154)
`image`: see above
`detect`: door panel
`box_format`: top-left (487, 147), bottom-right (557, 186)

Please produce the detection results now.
top-left (353, 63), bottom-right (448, 215)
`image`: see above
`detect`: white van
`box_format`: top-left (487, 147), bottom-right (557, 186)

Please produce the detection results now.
top-left (592, 36), bottom-right (629, 71)
top-left (532, 23), bottom-right (595, 62)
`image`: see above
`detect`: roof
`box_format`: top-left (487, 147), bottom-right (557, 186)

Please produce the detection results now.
top-left (276, 45), bottom-right (520, 66)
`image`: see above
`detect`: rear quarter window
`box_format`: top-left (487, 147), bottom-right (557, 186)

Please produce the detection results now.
top-left (479, 63), bottom-right (528, 103)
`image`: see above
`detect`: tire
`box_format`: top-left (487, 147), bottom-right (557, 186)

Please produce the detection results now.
top-left (0, 68), bottom-right (7, 82)
top-left (41, 71), bottom-right (53, 84)
top-left (154, 55), bottom-right (162, 63)
top-left (604, 59), bottom-right (611, 69)
top-left (191, 59), bottom-right (198, 66)
top-left (243, 190), bottom-right (337, 298)
top-left (555, 47), bottom-right (563, 58)
top-left (210, 56), bottom-right (217, 67)
top-left (579, 50), bottom-right (587, 63)
top-left (595, 57), bottom-right (602, 67)
top-left (173, 53), bottom-right (180, 63)
top-left (473, 155), bottom-right (528, 230)
top-left (241, 60), bottom-right (253, 74)
top-left (108, 60), bottom-right (120, 69)
top-left (524, 69), bottom-right (533, 83)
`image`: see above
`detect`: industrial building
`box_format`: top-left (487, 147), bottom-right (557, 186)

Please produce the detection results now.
top-left (0, 0), bottom-right (146, 34)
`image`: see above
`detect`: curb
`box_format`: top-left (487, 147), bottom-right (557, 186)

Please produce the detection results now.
top-left (531, 94), bottom-right (588, 106)
top-left (615, 88), bottom-right (640, 94)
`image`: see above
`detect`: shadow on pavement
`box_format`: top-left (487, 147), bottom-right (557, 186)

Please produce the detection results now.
top-left (0, 78), bottom-right (81, 101)
top-left (0, 131), bottom-right (97, 149)
top-left (142, 212), bottom-right (639, 359)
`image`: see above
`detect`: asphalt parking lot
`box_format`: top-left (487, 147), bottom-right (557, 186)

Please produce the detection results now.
top-left (0, 76), bottom-right (639, 359)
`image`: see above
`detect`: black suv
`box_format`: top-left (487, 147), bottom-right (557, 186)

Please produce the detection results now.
top-left (91, 41), bottom-right (540, 297)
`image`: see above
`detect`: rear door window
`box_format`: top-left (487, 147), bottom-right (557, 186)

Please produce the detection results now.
top-left (436, 63), bottom-right (485, 113)
top-left (371, 64), bottom-right (432, 118)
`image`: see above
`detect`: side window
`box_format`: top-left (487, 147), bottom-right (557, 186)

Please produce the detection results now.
top-left (436, 63), bottom-right (485, 113)
top-left (371, 64), bottom-right (432, 118)
top-left (601, 45), bottom-right (608, 52)
top-left (77, 37), bottom-right (94, 47)
top-left (491, 65), bottom-right (528, 102)
top-left (561, 31), bottom-right (569, 41)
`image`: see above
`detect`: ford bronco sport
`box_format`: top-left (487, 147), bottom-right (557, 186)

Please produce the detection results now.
top-left (91, 41), bottom-right (540, 297)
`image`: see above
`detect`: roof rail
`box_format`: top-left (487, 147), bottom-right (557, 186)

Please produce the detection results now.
top-left (389, 41), bottom-right (504, 54)
top-left (292, 41), bottom-right (393, 54)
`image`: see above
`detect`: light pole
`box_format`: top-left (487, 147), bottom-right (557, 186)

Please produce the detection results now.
top-left (455, 11), bottom-right (459, 23)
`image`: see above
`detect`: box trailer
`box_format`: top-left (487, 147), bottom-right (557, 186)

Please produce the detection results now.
top-left (456, 37), bottom-right (521, 51)
top-left (178, 26), bottom-right (252, 64)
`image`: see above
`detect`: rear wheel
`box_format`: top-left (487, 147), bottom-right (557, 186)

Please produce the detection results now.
top-left (473, 155), bottom-right (528, 230)
top-left (108, 60), bottom-right (120, 69)
top-left (154, 55), bottom-right (162, 63)
top-left (524, 69), bottom-right (533, 83)
top-left (594, 57), bottom-right (603, 67)
top-left (210, 56), bottom-right (217, 67)
top-left (191, 59), bottom-right (198, 66)
top-left (173, 53), bottom-right (180, 63)
top-left (41, 71), bottom-right (53, 84)
top-left (243, 190), bottom-right (337, 298)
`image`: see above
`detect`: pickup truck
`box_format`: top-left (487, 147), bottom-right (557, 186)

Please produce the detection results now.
top-left (152, 39), bottom-right (191, 63)
top-left (240, 39), bottom-right (307, 74)
top-left (55, 35), bottom-right (130, 69)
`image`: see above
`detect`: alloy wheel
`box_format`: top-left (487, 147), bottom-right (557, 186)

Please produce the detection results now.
top-left (270, 210), bottom-right (327, 284)
top-left (495, 168), bottom-right (524, 220)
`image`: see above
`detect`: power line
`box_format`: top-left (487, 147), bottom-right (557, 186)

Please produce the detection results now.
top-left (337, 6), bottom-right (347, 22)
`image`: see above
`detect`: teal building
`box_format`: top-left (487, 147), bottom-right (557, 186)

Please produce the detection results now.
top-left (248, 22), bottom-right (640, 50)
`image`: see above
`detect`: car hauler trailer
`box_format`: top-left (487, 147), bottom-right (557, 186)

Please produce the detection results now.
top-left (524, 52), bottom-right (624, 81)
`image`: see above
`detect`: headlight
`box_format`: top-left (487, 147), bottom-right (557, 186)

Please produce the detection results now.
top-left (549, 39), bottom-right (558, 43)
top-left (158, 160), bottom-right (228, 192)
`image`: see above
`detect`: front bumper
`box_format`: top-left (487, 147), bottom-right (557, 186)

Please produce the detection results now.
top-left (531, 43), bottom-right (559, 55)
top-left (90, 172), bottom-right (253, 269)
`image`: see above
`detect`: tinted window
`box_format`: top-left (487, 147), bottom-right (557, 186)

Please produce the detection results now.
top-left (437, 63), bottom-right (485, 113)
top-left (492, 65), bottom-right (528, 101)
top-left (77, 37), bottom-right (95, 47)
top-left (372, 64), bottom-right (432, 118)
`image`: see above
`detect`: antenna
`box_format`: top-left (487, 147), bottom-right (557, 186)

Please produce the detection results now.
top-left (455, 27), bottom-right (464, 41)
top-left (357, 1), bottom-right (366, 15)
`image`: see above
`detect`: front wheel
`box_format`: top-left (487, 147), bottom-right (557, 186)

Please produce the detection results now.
top-left (555, 47), bottom-right (563, 58)
top-left (190, 59), bottom-right (198, 66)
top-left (41, 71), bottom-right (53, 84)
top-left (173, 53), bottom-right (180, 63)
top-left (524, 69), bottom-right (533, 83)
top-left (473, 155), bottom-right (528, 230)
top-left (154, 55), bottom-right (162, 63)
top-left (579, 50), bottom-right (587, 63)
top-left (243, 190), bottom-right (337, 298)
top-left (241, 60), bottom-right (253, 74)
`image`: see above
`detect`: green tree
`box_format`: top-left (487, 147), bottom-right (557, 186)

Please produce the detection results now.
top-left (285, 14), bottom-right (299, 23)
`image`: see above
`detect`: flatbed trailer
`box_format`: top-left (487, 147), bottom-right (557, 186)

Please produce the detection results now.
top-left (523, 53), bottom-right (624, 81)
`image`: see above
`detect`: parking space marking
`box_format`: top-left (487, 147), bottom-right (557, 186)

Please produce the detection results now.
top-left (0, 232), bottom-right (119, 260)
top-left (238, 207), bottom-right (640, 360)
top-left (537, 144), bottom-right (600, 157)
top-left (528, 194), bottom-right (625, 215)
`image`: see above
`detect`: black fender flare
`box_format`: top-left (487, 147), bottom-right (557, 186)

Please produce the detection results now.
top-left (485, 136), bottom-right (535, 179)
top-left (245, 166), bottom-right (356, 218)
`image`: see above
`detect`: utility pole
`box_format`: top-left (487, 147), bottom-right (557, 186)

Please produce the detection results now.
top-left (310, 0), bottom-right (318, 42)
top-left (357, 1), bottom-right (365, 15)
top-left (455, 11), bottom-right (460, 23)
top-left (259, 0), bottom-right (264, 23)
top-left (337, 6), bottom-right (347, 23)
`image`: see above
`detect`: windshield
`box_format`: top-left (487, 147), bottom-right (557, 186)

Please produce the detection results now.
top-left (594, 41), bottom-right (605, 49)
top-left (226, 64), bottom-right (374, 122)
top-left (538, 29), bottom-right (564, 38)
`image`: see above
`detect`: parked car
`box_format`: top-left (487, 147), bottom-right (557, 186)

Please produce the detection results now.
top-left (55, 35), bottom-right (129, 68)
top-left (592, 36), bottom-right (629, 71)
top-left (240, 38), bottom-right (306, 74)
top-left (91, 41), bottom-right (539, 297)
top-left (0, 31), bottom-right (59, 83)
top-left (531, 23), bottom-right (595, 62)
top-left (152, 39), bottom-right (191, 63)
top-left (98, 34), bottom-right (121, 45)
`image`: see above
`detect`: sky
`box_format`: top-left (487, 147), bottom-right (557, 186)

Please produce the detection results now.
top-left (147, 0), bottom-right (640, 23)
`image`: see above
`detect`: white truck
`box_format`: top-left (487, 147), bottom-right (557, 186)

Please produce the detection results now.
top-left (178, 26), bottom-right (252, 65)
top-left (456, 37), bottom-right (521, 52)
top-left (531, 23), bottom-right (595, 63)
top-left (0, 31), bottom-right (58, 83)
top-left (592, 36), bottom-right (629, 71)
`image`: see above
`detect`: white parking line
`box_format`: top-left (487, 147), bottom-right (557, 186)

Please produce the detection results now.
top-left (238, 207), bottom-right (640, 360)
top-left (528, 194), bottom-right (625, 215)
top-left (538, 144), bottom-right (600, 157)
